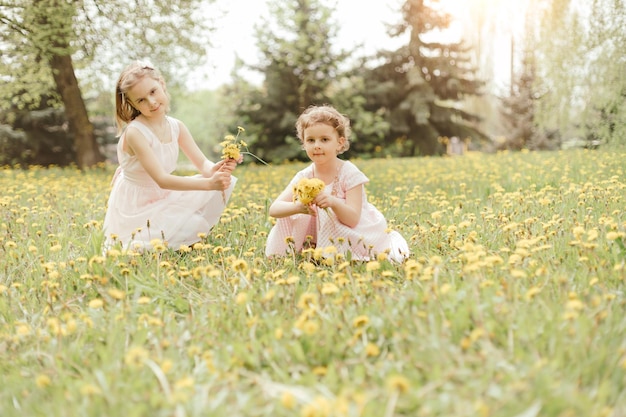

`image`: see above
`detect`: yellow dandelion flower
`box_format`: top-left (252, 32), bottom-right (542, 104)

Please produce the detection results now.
top-left (321, 282), bottom-right (339, 295)
top-left (386, 375), bottom-right (410, 393)
top-left (174, 376), bottom-right (195, 390)
top-left (235, 292), bottom-right (248, 305)
top-left (352, 315), bottom-right (369, 328)
top-left (510, 269), bottom-right (527, 279)
top-left (16, 322), bottom-right (31, 336)
top-left (566, 299), bottom-right (585, 310)
top-left (293, 178), bottom-right (325, 205)
top-left (124, 346), bottom-right (149, 367)
top-left (573, 226), bottom-right (585, 239)
top-left (312, 366), bottom-right (327, 376)
top-left (438, 283), bottom-right (452, 295)
top-left (300, 261), bottom-right (316, 274)
top-left (275, 327), bottom-right (284, 340)
top-left (302, 320), bottom-right (319, 335)
top-left (79, 383), bottom-right (102, 396)
top-left (160, 359), bottom-right (174, 374)
top-left (232, 259), bottom-right (248, 273)
top-left (297, 292), bottom-right (318, 309)
top-left (286, 275), bottom-right (300, 285)
top-left (366, 261), bottom-right (380, 272)
top-left (300, 397), bottom-right (332, 417)
top-left (149, 238), bottom-right (163, 247)
top-left (281, 391), bottom-right (296, 409)
top-left (222, 143), bottom-right (241, 161)
top-left (137, 296), bottom-right (151, 305)
top-left (88, 299), bottom-right (104, 309)
top-left (323, 245), bottom-right (337, 254)
top-left (525, 286), bottom-right (542, 301)
top-left (36, 374), bottom-right (51, 388)
top-left (365, 342), bottom-right (380, 357)
top-left (107, 288), bottom-right (126, 300)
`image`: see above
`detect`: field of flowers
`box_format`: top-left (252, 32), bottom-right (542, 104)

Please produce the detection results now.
top-left (0, 148), bottom-right (624, 417)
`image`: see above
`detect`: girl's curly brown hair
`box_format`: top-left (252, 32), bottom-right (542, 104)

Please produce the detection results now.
top-left (295, 105), bottom-right (351, 154)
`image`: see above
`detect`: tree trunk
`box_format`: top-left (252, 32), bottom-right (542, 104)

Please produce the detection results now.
top-left (49, 53), bottom-right (104, 169)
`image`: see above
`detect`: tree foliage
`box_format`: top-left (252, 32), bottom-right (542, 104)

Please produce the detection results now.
top-left (0, 0), bottom-right (216, 167)
top-left (498, 49), bottom-right (561, 150)
top-left (360, 0), bottom-right (487, 156)
top-left (584, 0), bottom-right (626, 144)
top-left (534, 0), bottom-right (626, 145)
top-left (230, 0), bottom-right (350, 162)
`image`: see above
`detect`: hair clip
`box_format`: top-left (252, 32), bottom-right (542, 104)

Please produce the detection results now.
top-left (137, 59), bottom-right (154, 70)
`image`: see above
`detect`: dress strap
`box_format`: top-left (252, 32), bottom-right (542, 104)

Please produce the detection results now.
top-left (168, 116), bottom-right (180, 144)
top-left (331, 162), bottom-right (343, 196)
top-left (128, 120), bottom-right (157, 145)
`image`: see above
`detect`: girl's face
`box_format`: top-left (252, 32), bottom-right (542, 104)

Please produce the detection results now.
top-left (302, 123), bottom-right (346, 164)
top-left (126, 76), bottom-right (169, 119)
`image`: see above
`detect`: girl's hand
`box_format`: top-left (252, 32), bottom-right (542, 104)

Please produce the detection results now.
top-left (207, 169), bottom-right (232, 191)
top-left (313, 192), bottom-right (336, 210)
top-left (221, 158), bottom-right (239, 173)
top-left (203, 159), bottom-right (238, 177)
top-left (298, 202), bottom-right (316, 216)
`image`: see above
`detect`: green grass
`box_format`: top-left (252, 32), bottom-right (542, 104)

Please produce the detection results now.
top-left (0, 148), bottom-right (624, 417)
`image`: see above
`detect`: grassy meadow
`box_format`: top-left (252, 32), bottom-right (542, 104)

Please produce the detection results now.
top-left (0, 148), bottom-right (625, 417)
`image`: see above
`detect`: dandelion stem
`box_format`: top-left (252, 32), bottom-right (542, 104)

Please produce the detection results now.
top-left (242, 151), bottom-right (269, 166)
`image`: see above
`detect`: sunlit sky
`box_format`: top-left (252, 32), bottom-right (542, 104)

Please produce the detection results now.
top-left (191, 0), bottom-right (527, 90)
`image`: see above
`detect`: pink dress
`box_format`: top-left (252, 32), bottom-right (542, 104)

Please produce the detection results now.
top-left (265, 161), bottom-right (409, 262)
top-left (103, 116), bottom-right (236, 251)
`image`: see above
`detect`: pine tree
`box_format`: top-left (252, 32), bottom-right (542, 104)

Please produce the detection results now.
top-left (499, 50), bottom-right (550, 150)
top-left (230, 0), bottom-right (348, 162)
top-left (362, 0), bottom-right (486, 156)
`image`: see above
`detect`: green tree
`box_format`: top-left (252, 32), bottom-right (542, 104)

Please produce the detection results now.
top-left (169, 87), bottom-right (232, 161)
top-left (330, 73), bottom-right (391, 158)
top-left (0, 0), bottom-right (215, 168)
top-left (231, 0), bottom-right (349, 162)
top-left (362, 0), bottom-right (486, 156)
top-left (584, 0), bottom-right (625, 144)
top-left (499, 49), bottom-right (558, 150)
top-left (534, 0), bottom-right (585, 142)
top-left (535, 0), bottom-right (625, 146)
top-left (498, 1), bottom-right (561, 151)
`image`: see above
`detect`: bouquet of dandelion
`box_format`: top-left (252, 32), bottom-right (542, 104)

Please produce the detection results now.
top-left (220, 126), bottom-right (267, 164)
top-left (219, 126), bottom-right (267, 202)
top-left (293, 177), bottom-right (325, 205)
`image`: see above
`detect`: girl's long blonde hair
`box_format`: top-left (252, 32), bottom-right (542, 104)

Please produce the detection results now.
top-left (114, 61), bottom-right (168, 136)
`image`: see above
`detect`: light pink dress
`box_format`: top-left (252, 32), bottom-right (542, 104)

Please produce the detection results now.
top-left (265, 161), bottom-right (409, 262)
top-left (103, 116), bottom-right (236, 251)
